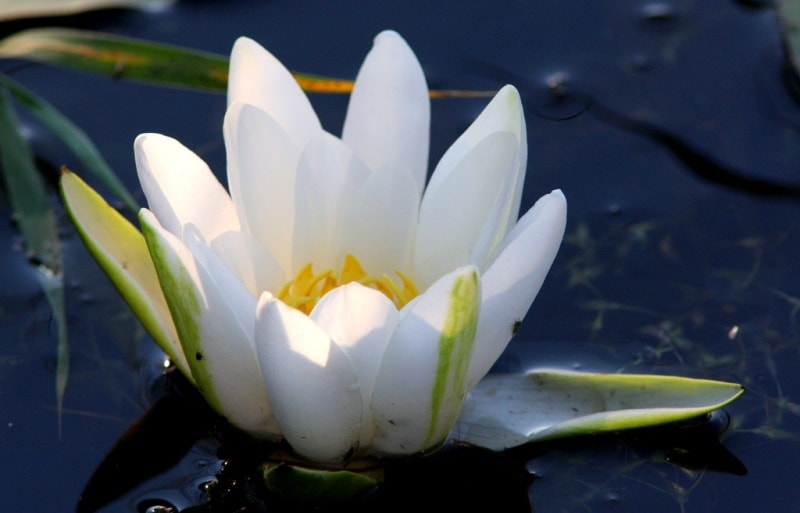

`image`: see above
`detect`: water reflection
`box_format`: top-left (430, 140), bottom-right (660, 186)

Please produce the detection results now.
top-left (75, 358), bottom-right (746, 512)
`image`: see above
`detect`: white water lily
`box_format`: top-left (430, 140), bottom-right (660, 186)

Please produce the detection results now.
top-left (62, 31), bottom-right (567, 463)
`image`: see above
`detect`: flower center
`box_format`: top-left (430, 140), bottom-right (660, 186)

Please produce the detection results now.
top-left (277, 254), bottom-right (418, 314)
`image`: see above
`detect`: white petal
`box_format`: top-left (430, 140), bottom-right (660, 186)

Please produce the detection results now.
top-left (135, 133), bottom-right (239, 240)
top-left (310, 283), bottom-right (399, 445)
top-left (256, 295), bottom-right (362, 462)
top-left (427, 85), bottom-right (525, 205)
top-left (415, 131), bottom-right (519, 288)
top-left (228, 37), bottom-right (321, 149)
top-left (210, 230), bottom-right (285, 297)
top-left (224, 102), bottom-right (301, 275)
top-left (467, 161), bottom-right (517, 270)
top-left (371, 265), bottom-right (480, 455)
top-left (292, 132), bottom-right (370, 271)
top-left (340, 160), bottom-right (420, 276)
top-left (422, 86), bottom-right (527, 272)
top-left (342, 30), bottom-right (430, 191)
top-left (140, 210), bottom-right (280, 438)
top-left (467, 190), bottom-right (567, 389)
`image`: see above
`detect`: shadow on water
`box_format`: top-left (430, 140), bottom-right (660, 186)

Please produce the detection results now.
top-left (76, 367), bottom-right (747, 513)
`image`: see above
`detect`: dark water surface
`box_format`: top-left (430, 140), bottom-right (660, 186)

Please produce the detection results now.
top-left (2, 1), bottom-right (800, 511)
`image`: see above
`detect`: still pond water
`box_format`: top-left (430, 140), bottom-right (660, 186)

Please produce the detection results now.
top-left (2, 1), bottom-right (800, 511)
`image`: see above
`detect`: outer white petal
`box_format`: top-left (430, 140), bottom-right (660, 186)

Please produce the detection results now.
top-left (340, 160), bottom-right (420, 277)
top-left (256, 294), bottom-right (362, 462)
top-left (140, 209), bottom-right (280, 438)
top-left (228, 36), bottom-right (321, 149)
top-left (342, 30), bottom-right (430, 191)
top-left (310, 283), bottom-right (399, 446)
top-left (467, 190), bottom-right (567, 389)
top-left (292, 132), bottom-right (370, 272)
top-left (135, 133), bottom-right (239, 240)
top-left (415, 131), bottom-right (519, 287)
top-left (224, 102), bottom-right (301, 275)
top-left (210, 230), bottom-right (285, 298)
top-left (371, 265), bottom-right (480, 455)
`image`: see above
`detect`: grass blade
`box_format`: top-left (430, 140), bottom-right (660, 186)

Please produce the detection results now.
top-left (0, 74), bottom-right (139, 213)
top-left (0, 83), bottom-right (68, 433)
top-left (0, 0), bottom-right (174, 22)
top-left (0, 27), bottom-right (494, 98)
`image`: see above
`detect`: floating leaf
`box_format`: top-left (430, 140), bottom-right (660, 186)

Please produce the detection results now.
top-left (454, 368), bottom-right (745, 450)
top-left (0, 82), bottom-right (67, 431)
top-left (0, 74), bottom-right (138, 213)
top-left (0, 28), bottom-right (494, 98)
top-left (0, 0), bottom-right (174, 22)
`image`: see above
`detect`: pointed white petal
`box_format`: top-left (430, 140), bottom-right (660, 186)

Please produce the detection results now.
top-left (342, 30), bottom-right (430, 190)
top-left (427, 85), bottom-right (525, 204)
top-left (256, 295), bottom-right (362, 462)
top-left (135, 133), bottom-right (239, 240)
top-left (341, 160), bottom-right (420, 276)
top-left (310, 283), bottom-right (399, 445)
top-left (423, 86), bottom-right (527, 269)
top-left (415, 131), bottom-right (519, 287)
top-left (467, 162), bottom-right (517, 270)
top-left (292, 132), bottom-right (370, 271)
top-left (228, 37), bottom-right (321, 149)
top-left (210, 230), bottom-right (284, 297)
top-left (140, 210), bottom-right (280, 438)
top-left (467, 190), bottom-right (567, 388)
top-left (371, 266), bottom-right (480, 455)
top-left (224, 102), bottom-right (301, 275)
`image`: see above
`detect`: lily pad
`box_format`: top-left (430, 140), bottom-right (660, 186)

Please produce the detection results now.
top-left (453, 368), bottom-right (744, 450)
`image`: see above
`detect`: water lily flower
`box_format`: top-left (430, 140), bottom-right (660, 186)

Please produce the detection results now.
top-left (61, 30), bottom-right (567, 463)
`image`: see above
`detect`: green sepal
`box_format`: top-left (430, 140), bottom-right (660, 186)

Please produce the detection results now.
top-left (59, 171), bottom-right (189, 377)
top-left (262, 463), bottom-right (379, 506)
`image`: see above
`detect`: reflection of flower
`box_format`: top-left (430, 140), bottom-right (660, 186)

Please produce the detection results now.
top-left (70, 30), bottom-right (566, 463)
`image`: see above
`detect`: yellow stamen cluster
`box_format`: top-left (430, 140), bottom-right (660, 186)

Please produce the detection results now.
top-left (277, 254), bottom-right (418, 314)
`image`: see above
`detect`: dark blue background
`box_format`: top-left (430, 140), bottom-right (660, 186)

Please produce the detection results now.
top-left (1, 1), bottom-right (799, 511)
